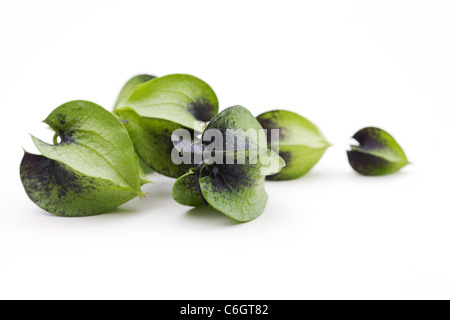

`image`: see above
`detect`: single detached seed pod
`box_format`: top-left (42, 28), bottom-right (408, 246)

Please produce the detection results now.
top-left (347, 127), bottom-right (409, 176)
top-left (20, 100), bottom-right (148, 217)
top-left (256, 110), bottom-right (330, 180)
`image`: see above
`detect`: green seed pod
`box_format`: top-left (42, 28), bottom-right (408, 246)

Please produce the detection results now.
top-left (347, 127), bottom-right (409, 176)
top-left (256, 110), bottom-right (330, 180)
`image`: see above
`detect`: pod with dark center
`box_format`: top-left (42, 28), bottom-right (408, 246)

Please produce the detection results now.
top-left (347, 127), bottom-right (409, 176)
top-left (114, 74), bottom-right (219, 178)
top-left (172, 106), bottom-right (285, 222)
top-left (256, 110), bottom-right (330, 180)
top-left (20, 101), bottom-right (149, 217)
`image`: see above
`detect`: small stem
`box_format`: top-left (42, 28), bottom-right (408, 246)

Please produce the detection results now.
top-left (53, 133), bottom-right (59, 145)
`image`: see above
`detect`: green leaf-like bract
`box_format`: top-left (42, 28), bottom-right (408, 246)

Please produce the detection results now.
top-left (257, 110), bottom-right (330, 180)
top-left (20, 100), bottom-right (147, 217)
top-left (114, 74), bottom-right (157, 111)
top-left (172, 168), bottom-right (205, 207)
top-left (114, 74), bottom-right (219, 178)
top-left (347, 127), bottom-right (409, 176)
top-left (172, 106), bottom-right (285, 222)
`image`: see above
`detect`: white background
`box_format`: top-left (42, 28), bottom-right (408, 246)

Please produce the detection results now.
top-left (1, 0), bottom-right (449, 300)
